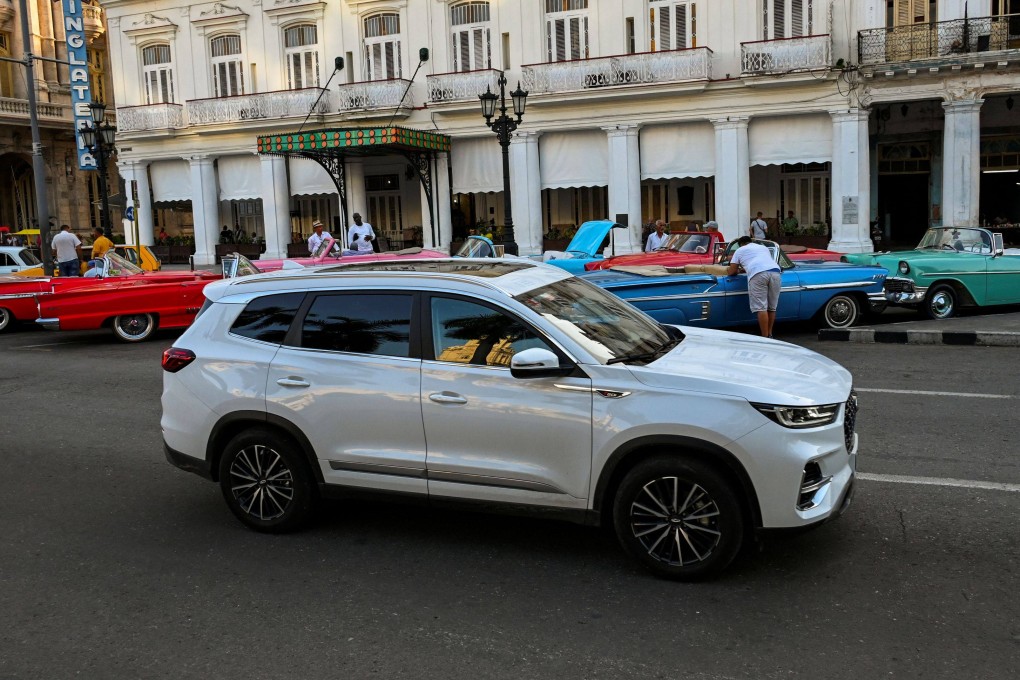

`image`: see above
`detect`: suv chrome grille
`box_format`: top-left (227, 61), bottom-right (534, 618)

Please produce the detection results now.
top-left (843, 390), bottom-right (858, 453)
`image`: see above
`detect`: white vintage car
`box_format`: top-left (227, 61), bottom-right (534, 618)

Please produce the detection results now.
top-left (0, 246), bottom-right (42, 274)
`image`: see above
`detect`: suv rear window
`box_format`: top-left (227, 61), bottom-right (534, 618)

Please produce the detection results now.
top-left (230, 293), bottom-right (305, 343)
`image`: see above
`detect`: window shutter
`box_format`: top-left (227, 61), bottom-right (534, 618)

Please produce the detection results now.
top-left (774, 0), bottom-right (786, 38)
top-left (676, 4), bottom-right (687, 48)
top-left (658, 4), bottom-right (672, 50)
top-left (472, 28), bottom-right (484, 69)
top-left (895, 0), bottom-right (910, 27)
top-left (791, 0), bottom-right (803, 37)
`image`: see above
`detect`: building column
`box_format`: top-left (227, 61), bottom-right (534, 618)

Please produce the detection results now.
top-left (712, 117), bottom-right (750, 240)
top-left (829, 108), bottom-right (873, 253)
top-left (509, 130), bottom-right (542, 255)
top-left (346, 161), bottom-right (366, 249)
top-left (259, 155), bottom-right (290, 260)
top-left (604, 124), bottom-right (642, 253)
top-left (188, 155), bottom-right (219, 265)
top-left (942, 99), bottom-right (983, 228)
top-left (435, 152), bottom-right (452, 252)
top-left (117, 160), bottom-right (154, 246)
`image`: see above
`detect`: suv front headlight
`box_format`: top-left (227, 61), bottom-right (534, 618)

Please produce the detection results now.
top-left (752, 403), bottom-right (840, 428)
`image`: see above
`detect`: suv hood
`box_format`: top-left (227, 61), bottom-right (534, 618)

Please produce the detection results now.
top-left (628, 326), bottom-right (853, 406)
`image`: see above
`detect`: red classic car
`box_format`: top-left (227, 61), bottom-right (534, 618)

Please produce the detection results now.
top-left (585, 231), bottom-right (843, 271)
top-left (0, 252), bottom-right (219, 340)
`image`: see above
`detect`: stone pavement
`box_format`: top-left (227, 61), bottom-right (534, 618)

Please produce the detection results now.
top-left (819, 309), bottom-right (1020, 347)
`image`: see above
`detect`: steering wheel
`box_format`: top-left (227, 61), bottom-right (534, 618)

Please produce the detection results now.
top-left (940, 244), bottom-right (956, 251)
top-left (695, 246), bottom-right (707, 254)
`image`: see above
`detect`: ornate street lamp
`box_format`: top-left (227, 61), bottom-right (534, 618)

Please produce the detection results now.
top-left (79, 101), bottom-right (117, 238)
top-left (478, 72), bottom-right (527, 255)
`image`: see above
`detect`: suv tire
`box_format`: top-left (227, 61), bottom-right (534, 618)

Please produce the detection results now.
top-left (218, 428), bottom-right (315, 533)
top-left (612, 456), bottom-right (744, 580)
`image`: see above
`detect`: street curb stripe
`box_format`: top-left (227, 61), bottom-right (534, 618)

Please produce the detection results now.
top-left (856, 387), bottom-right (1015, 399)
top-left (818, 327), bottom-right (1020, 347)
top-left (857, 472), bottom-right (1020, 493)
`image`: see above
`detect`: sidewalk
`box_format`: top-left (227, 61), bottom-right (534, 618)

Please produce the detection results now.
top-left (819, 310), bottom-right (1020, 347)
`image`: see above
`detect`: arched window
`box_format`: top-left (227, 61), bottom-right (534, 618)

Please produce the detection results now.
top-left (545, 0), bottom-right (589, 62)
top-left (141, 43), bottom-right (174, 104)
top-left (210, 34), bottom-right (244, 97)
top-left (451, 2), bottom-right (491, 72)
top-left (284, 24), bottom-right (320, 89)
top-left (364, 13), bottom-right (401, 80)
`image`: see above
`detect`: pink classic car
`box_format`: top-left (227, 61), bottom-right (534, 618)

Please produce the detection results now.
top-left (253, 237), bottom-right (447, 272)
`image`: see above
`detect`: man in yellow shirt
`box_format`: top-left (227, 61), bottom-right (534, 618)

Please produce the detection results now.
top-left (91, 227), bottom-right (114, 259)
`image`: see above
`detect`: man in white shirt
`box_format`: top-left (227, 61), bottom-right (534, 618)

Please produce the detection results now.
top-left (750, 212), bottom-right (769, 240)
top-left (727, 236), bottom-right (782, 338)
top-left (347, 213), bottom-right (376, 254)
top-left (51, 224), bottom-right (82, 277)
top-left (307, 220), bottom-right (333, 255)
top-left (645, 221), bottom-right (668, 252)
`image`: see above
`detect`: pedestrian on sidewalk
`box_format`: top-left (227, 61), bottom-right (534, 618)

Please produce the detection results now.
top-left (645, 220), bottom-right (668, 252)
top-left (347, 213), bottom-right (376, 255)
top-left (750, 212), bottom-right (769, 240)
top-left (52, 224), bottom-right (82, 277)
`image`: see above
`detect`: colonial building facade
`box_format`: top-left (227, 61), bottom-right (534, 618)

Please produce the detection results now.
top-left (0, 0), bottom-right (119, 236)
top-left (102, 0), bottom-right (1020, 263)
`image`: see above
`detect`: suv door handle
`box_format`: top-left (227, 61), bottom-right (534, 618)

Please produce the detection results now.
top-left (276, 377), bottom-right (310, 388)
top-left (428, 392), bottom-right (467, 405)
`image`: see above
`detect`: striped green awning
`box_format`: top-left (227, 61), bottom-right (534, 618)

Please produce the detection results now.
top-left (258, 126), bottom-right (451, 155)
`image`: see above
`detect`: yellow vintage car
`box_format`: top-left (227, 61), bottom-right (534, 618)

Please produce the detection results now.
top-left (15, 243), bottom-right (162, 276)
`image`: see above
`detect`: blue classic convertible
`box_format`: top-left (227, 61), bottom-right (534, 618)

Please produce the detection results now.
top-left (581, 240), bottom-right (889, 329)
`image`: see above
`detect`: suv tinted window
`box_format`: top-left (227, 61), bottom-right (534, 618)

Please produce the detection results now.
top-left (300, 293), bottom-right (412, 357)
top-left (430, 297), bottom-right (550, 367)
top-left (230, 293), bottom-right (305, 343)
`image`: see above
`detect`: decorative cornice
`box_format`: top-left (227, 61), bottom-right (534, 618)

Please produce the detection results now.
top-left (199, 3), bottom-right (247, 18)
top-left (124, 12), bottom-right (178, 43)
top-left (264, 0), bottom-right (326, 23)
top-left (128, 13), bottom-right (175, 29)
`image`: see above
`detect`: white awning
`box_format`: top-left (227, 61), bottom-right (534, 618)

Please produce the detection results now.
top-left (289, 157), bottom-right (337, 196)
top-left (218, 155), bottom-right (261, 201)
top-left (540, 130), bottom-right (608, 189)
top-left (749, 114), bottom-right (832, 166)
top-left (451, 137), bottom-right (503, 194)
top-left (150, 160), bottom-right (191, 203)
top-left (640, 122), bottom-right (716, 179)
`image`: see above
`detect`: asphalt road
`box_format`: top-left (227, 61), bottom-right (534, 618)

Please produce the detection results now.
top-left (0, 324), bottom-right (1017, 679)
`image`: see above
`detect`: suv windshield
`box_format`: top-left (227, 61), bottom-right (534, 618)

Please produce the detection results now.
top-left (514, 276), bottom-right (673, 364)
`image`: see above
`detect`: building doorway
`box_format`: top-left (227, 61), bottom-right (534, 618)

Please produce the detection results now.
top-left (877, 141), bottom-right (932, 245)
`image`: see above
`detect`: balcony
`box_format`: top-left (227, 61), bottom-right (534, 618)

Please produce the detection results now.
top-left (0, 97), bottom-right (72, 122)
top-left (521, 47), bottom-right (712, 96)
top-left (859, 14), bottom-right (1020, 66)
top-left (741, 34), bottom-right (831, 75)
top-left (335, 79), bottom-right (414, 115)
top-left (82, 4), bottom-right (104, 43)
top-left (0, 0), bottom-right (15, 29)
top-left (187, 88), bottom-right (332, 126)
top-left (117, 103), bottom-right (185, 132)
top-left (426, 68), bottom-right (501, 104)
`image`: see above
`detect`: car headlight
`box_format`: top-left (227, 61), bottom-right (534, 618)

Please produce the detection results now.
top-left (752, 403), bottom-right (840, 428)
top-left (839, 255), bottom-right (849, 263)
top-left (898, 261), bottom-right (910, 275)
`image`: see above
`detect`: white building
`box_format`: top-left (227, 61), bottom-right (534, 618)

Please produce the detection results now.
top-left (101, 0), bottom-right (1020, 264)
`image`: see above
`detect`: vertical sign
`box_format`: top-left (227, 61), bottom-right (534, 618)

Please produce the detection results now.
top-left (62, 0), bottom-right (94, 170)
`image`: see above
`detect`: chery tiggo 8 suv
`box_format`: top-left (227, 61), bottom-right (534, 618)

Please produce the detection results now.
top-left (162, 259), bottom-right (857, 580)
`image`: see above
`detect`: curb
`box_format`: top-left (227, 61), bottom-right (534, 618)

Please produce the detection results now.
top-left (818, 328), bottom-right (1020, 347)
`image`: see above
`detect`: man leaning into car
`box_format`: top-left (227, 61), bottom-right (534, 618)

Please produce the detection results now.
top-left (727, 236), bottom-right (781, 338)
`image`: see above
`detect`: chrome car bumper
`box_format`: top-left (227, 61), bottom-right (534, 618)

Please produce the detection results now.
top-left (36, 317), bottom-right (60, 331)
top-left (867, 292), bottom-right (888, 314)
top-left (883, 277), bottom-right (927, 305)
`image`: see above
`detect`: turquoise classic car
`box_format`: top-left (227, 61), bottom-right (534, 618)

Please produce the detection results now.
top-left (843, 227), bottom-right (1020, 319)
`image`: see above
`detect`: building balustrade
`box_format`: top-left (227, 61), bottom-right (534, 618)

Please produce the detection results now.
top-left (186, 88), bottom-right (332, 125)
top-left (426, 68), bottom-right (502, 104)
top-left (522, 47), bottom-right (712, 95)
top-left (117, 103), bottom-right (184, 132)
top-left (335, 79), bottom-right (414, 112)
top-left (0, 96), bottom-right (71, 120)
top-left (741, 34), bottom-right (831, 74)
top-left (859, 14), bottom-right (1020, 65)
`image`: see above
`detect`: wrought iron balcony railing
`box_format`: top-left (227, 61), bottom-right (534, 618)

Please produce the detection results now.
top-left (426, 68), bottom-right (502, 104)
top-left (859, 14), bottom-right (1020, 65)
top-left (187, 88), bottom-right (332, 125)
top-left (117, 103), bottom-right (185, 132)
top-left (521, 47), bottom-right (712, 95)
top-left (335, 79), bottom-right (414, 112)
top-left (741, 34), bottom-right (831, 74)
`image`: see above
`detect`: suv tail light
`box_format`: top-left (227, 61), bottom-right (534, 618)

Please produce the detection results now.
top-left (162, 348), bottom-right (196, 373)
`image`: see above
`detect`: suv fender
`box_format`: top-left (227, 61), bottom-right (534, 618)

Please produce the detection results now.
top-left (206, 411), bottom-right (323, 484)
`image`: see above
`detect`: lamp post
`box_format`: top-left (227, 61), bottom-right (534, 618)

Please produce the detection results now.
top-left (79, 102), bottom-right (117, 238)
top-left (479, 72), bottom-right (527, 255)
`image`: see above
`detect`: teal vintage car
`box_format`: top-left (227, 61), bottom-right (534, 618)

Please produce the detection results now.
top-left (843, 227), bottom-right (1020, 319)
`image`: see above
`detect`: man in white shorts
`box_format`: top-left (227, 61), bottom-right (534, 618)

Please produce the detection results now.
top-left (727, 235), bottom-right (781, 338)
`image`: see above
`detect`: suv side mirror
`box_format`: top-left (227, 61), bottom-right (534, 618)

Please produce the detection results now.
top-left (993, 233), bottom-right (1004, 257)
top-left (510, 347), bottom-right (570, 379)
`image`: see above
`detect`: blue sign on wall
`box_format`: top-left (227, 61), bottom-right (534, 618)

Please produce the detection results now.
top-left (62, 0), bottom-right (95, 171)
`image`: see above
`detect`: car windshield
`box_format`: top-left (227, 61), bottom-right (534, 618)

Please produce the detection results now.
top-left (104, 251), bottom-right (144, 277)
top-left (719, 239), bottom-right (795, 270)
top-left (514, 276), bottom-right (673, 364)
top-left (455, 237), bottom-right (494, 258)
top-left (917, 227), bottom-right (992, 253)
top-left (312, 237), bottom-right (338, 259)
top-left (19, 249), bottom-right (41, 265)
top-left (661, 233), bottom-right (712, 253)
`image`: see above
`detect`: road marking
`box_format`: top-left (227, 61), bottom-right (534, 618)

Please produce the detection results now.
top-left (858, 472), bottom-right (1020, 493)
top-left (857, 387), bottom-right (1015, 399)
top-left (14, 341), bottom-right (78, 349)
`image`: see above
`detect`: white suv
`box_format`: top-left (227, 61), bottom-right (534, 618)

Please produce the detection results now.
top-left (162, 259), bottom-right (857, 580)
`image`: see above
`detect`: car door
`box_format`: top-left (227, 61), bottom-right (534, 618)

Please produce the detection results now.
top-left (420, 294), bottom-right (593, 508)
top-left (984, 251), bottom-right (1020, 304)
top-left (0, 252), bottom-right (17, 274)
top-left (266, 290), bottom-right (428, 494)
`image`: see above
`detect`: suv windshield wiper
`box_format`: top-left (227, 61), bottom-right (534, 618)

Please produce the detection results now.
top-left (607, 334), bottom-right (684, 365)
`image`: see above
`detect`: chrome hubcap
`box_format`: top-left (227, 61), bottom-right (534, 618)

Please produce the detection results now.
top-left (119, 315), bottom-right (150, 336)
top-left (930, 292), bottom-right (954, 318)
top-left (228, 445), bottom-right (294, 521)
top-left (827, 299), bottom-right (854, 327)
top-left (630, 477), bottom-right (721, 567)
